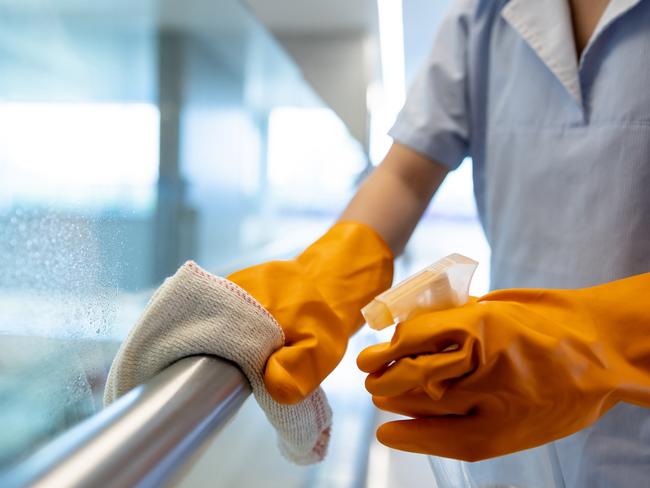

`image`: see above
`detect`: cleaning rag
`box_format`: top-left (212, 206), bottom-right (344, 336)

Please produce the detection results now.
top-left (104, 261), bottom-right (332, 465)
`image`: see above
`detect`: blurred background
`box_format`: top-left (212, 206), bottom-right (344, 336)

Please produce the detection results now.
top-left (0, 0), bottom-right (489, 486)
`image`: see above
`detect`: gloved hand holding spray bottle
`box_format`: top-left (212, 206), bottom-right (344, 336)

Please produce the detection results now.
top-left (358, 253), bottom-right (650, 488)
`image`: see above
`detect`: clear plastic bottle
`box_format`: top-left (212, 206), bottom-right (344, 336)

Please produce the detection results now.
top-left (362, 253), bottom-right (478, 330)
top-left (428, 443), bottom-right (566, 488)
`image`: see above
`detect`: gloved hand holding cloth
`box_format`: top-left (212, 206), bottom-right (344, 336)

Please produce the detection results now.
top-left (357, 272), bottom-right (650, 461)
top-left (230, 220), bottom-right (394, 404)
top-left (106, 221), bottom-right (393, 464)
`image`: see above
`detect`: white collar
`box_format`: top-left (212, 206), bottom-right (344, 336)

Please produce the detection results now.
top-left (501, 0), bottom-right (644, 106)
top-left (591, 0), bottom-right (644, 45)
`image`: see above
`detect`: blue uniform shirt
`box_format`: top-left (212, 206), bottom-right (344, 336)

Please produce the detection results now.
top-left (390, 0), bottom-right (650, 486)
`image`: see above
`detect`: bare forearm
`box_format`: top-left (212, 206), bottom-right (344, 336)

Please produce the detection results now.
top-left (339, 143), bottom-right (449, 255)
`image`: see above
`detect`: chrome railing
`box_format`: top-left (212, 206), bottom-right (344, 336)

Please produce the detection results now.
top-left (2, 356), bottom-right (251, 488)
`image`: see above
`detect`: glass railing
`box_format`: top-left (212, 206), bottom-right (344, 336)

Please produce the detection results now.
top-left (0, 0), bottom-right (369, 482)
top-left (2, 356), bottom-right (251, 487)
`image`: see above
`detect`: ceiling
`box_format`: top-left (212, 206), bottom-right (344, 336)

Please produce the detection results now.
top-left (244, 0), bottom-right (378, 35)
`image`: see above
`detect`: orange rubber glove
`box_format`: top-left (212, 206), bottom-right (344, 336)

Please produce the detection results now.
top-left (229, 221), bottom-right (393, 404)
top-left (357, 272), bottom-right (650, 461)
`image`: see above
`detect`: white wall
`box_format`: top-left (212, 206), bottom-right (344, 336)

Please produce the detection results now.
top-left (245, 0), bottom-right (455, 153)
top-left (277, 32), bottom-right (373, 150)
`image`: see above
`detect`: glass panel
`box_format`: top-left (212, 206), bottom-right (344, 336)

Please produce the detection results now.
top-left (0, 0), bottom-right (366, 473)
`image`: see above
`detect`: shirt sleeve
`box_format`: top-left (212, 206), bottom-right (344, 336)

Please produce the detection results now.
top-left (389, 0), bottom-right (474, 170)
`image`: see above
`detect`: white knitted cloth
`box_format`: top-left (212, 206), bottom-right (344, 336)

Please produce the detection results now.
top-left (104, 261), bottom-right (332, 465)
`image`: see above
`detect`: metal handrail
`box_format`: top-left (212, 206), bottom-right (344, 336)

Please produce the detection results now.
top-left (3, 356), bottom-right (251, 488)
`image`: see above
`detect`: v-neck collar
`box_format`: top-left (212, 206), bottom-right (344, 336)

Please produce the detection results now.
top-left (582, 0), bottom-right (645, 61)
top-left (501, 0), bottom-right (645, 107)
top-left (501, 0), bottom-right (582, 104)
